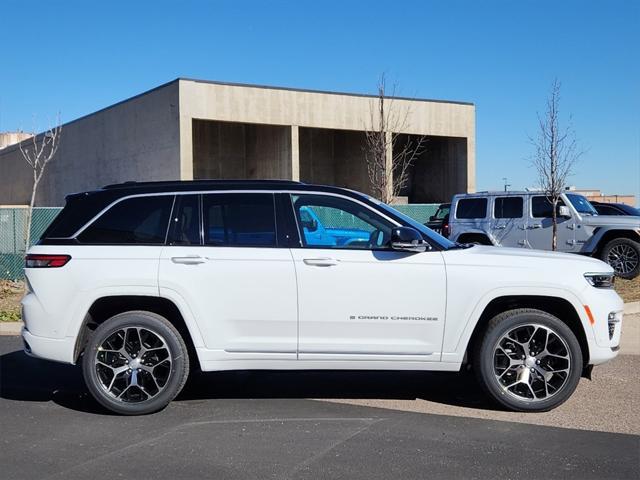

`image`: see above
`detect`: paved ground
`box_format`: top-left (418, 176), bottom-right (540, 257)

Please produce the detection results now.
top-left (1, 336), bottom-right (638, 479)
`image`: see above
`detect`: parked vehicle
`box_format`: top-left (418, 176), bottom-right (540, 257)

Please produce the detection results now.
top-left (23, 180), bottom-right (622, 414)
top-left (425, 203), bottom-right (451, 237)
top-left (590, 201), bottom-right (640, 217)
top-left (448, 191), bottom-right (640, 279)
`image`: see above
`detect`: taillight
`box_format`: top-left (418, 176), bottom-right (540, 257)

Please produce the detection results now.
top-left (442, 222), bottom-right (450, 238)
top-left (25, 254), bottom-right (71, 268)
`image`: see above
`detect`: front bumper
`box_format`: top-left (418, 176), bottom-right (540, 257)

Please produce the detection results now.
top-left (22, 327), bottom-right (75, 364)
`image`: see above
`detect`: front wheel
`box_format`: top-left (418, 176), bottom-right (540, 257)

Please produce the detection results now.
top-left (600, 238), bottom-right (640, 279)
top-left (82, 311), bottom-right (189, 415)
top-left (474, 309), bottom-right (583, 412)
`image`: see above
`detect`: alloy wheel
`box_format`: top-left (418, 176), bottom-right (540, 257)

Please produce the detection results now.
top-left (94, 327), bottom-right (173, 403)
top-left (493, 324), bottom-right (571, 402)
top-left (607, 244), bottom-right (639, 275)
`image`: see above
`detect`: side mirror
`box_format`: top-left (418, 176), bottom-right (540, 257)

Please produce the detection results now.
top-left (391, 227), bottom-right (429, 252)
top-left (558, 205), bottom-right (571, 218)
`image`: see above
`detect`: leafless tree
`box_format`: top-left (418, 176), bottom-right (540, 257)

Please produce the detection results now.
top-left (530, 79), bottom-right (582, 251)
top-left (18, 116), bottom-right (62, 250)
top-left (364, 75), bottom-right (427, 204)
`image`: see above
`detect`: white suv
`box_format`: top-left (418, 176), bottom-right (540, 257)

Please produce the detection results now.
top-left (22, 181), bottom-right (623, 415)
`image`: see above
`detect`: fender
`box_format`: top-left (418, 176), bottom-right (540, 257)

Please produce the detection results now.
top-left (441, 284), bottom-right (596, 364)
top-left (65, 286), bottom-right (207, 352)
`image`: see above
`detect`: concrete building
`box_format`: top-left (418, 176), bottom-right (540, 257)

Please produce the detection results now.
top-left (0, 78), bottom-right (476, 206)
top-left (0, 132), bottom-right (32, 150)
top-left (565, 187), bottom-right (636, 207)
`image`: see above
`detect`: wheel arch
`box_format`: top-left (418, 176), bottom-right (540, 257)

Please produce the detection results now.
top-left (73, 295), bottom-right (203, 368)
top-left (456, 232), bottom-right (494, 245)
top-left (583, 227), bottom-right (640, 257)
top-left (464, 295), bottom-right (590, 368)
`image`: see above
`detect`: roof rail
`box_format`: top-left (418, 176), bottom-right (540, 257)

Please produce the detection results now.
top-left (101, 179), bottom-right (304, 189)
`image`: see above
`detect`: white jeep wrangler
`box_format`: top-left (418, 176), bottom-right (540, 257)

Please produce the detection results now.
top-left (22, 181), bottom-right (623, 414)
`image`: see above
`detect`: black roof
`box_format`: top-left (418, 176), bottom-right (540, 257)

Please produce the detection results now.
top-left (44, 180), bottom-right (370, 239)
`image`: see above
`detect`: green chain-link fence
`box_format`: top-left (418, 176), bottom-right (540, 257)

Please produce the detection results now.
top-left (0, 203), bottom-right (438, 281)
top-left (0, 207), bottom-right (62, 280)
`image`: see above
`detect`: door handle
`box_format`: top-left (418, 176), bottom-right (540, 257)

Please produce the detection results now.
top-left (171, 255), bottom-right (206, 265)
top-left (494, 225), bottom-right (506, 230)
top-left (528, 224), bottom-right (542, 229)
top-left (303, 257), bottom-right (339, 267)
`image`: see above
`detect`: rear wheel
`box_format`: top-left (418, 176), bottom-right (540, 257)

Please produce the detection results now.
top-left (82, 311), bottom-right (189, 415)
top-left (474, 308), bottom-right (582, 412)
top-left (600, 238), bottom-right (640, 279)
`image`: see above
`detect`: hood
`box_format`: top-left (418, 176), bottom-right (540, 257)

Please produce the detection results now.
top-left (580, 215), bottom-right (640, 228)
top-left (451, 245), bottom-right (611, 271)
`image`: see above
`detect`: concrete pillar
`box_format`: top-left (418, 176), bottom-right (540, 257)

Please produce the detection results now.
top-left (290, 125), bottom-right (300, 181)
top-left (180, 116), bottom-right (194, 180)
top-left (385, 131), bottom-right (393, 201)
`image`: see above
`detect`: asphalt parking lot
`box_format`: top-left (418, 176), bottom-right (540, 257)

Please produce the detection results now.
top-left (1, 326), bottom-right (639, 480)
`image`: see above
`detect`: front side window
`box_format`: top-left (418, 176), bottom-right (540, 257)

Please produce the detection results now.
top-left (456, 198), bottom-right (487, 219)
top-left (292, 194), bottom-right (394, 249)
top-left (531, 196), bottom-right (566, 218)
top-left (203, 193), bottom-right (276, 247)
top-left (494, 197), bottom-right (523, 219)
top-left (78, 195), bottom-right (173, 244)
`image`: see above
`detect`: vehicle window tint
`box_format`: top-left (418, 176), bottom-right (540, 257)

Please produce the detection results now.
top-left (291, 194), bottom-right (394, 249)
top-left (203, 193), bottom-right (276, 247)
top-left (78, 195), bottom-right (173, 244)
top-left (494, 197), bottom-right (523, 219)
top-left (168, 195), bottom-right (200, 245)
top-left (531, 196), bottom-right (566, 218)
top-left (456, 198), bottom-right (487, 219)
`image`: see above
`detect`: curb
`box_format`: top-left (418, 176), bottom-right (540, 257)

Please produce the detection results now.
top-left (625, 302), bottom-right (640, 315)
top-left (0, 322), bottom-right (22, 336)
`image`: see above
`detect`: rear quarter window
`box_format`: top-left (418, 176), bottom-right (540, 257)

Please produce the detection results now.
top-left (77, 195), bottom-right (174, 244)
top-left (456, 198), bottom-right (487, 219)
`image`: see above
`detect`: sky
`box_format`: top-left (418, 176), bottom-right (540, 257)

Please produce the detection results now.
top-left (1, 0), bottom-right (638, 198)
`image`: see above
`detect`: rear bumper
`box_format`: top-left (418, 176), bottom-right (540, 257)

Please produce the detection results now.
top-left (22, 327), bottom-right (75, 364)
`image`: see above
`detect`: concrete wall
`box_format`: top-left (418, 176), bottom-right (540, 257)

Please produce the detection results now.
top-left (178, 79), bottom-right (476, 195)
top-left (0, 82), bottom-right (181, 206)
top-left (193, 120), bottom-right (292, 179)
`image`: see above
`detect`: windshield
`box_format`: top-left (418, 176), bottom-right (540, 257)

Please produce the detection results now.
top-left (566, 193), bottom-right (598, 215)
top-left (374, 201), bottom-right (457, 249)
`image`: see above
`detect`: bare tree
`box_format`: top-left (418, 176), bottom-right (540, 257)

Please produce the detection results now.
top-left (530, 80), bottom-right (582, 251)
top-left (364, 75), bottom-right (427, 204)
top-left (18, 116), bottom-right (62, 250)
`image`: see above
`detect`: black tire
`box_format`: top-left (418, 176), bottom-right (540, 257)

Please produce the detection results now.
top-left (458, 234), bottom-right (492, 246)
top-left (82, 311), bottom-right (189, 415)
top-left (473, 308), bottom-right (582, 412)
top-left (600, 238), bottom-right (640, 280)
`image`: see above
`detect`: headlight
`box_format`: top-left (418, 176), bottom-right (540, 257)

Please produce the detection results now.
top-left (584, 272), bottom-right (615, 289)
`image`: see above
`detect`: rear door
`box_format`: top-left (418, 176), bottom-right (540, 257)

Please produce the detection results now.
top-left (158, 192), bottom-right (298, 358)
top-left (491, 195), bottom-right (527, 247)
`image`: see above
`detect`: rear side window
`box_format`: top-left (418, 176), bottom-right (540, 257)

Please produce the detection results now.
top-left (456, 198), bottom-right (487, 219)
top-left (167, 195), bottom-right (201, 245)
top-left (203, 193), bottom-right (276, 247)
top-left (78, 195), bottom-right (173, 244)
top-left (494, 197), bottom-right (523, 218)
top-left (531, 196), bottom-right (566, 218)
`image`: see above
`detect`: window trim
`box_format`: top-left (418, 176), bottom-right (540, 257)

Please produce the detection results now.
top-left (74, 193), bottom-right (176, 245)
top-left (200, 192), bottom-right (279, 249)
top-left (67, 189), bottom-right (404, 249)
top-left (455, 197), bottom-right (488, 220)
top-left (492, 195), bottom-right (524, 220)
top-left (530, 195), bottom-right (566, 219)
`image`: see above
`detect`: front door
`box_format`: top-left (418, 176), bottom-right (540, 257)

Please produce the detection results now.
top-left (527, 195), bottom-right (575, 251)
top-left (288, 193), bottom-right (447, 361)
top-left (158, 193), bottom-right (298, 358)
